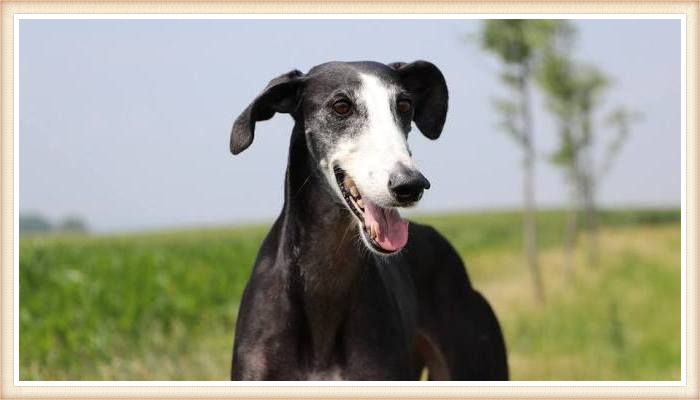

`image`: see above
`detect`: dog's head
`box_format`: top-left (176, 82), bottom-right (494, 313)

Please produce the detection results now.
top-left (231, 61), bottom-right (448, 255)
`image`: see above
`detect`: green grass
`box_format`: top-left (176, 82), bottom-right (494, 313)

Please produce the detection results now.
top-left (19, 208), bottom-right (681, 380)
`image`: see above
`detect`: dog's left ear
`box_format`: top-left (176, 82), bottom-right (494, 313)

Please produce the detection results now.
top-left (389, 61), bottom-right (448, 140)
top-left (230, 69), bottom-right (306, 154)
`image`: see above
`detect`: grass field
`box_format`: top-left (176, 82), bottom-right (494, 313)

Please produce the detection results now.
top-left (19, 208), bottom-right (681, 380)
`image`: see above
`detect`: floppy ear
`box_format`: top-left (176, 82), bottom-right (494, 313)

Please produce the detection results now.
top-left (230, 69), bottom-right (306, 154)
top-left (390, 60), bottom-right (448, 140)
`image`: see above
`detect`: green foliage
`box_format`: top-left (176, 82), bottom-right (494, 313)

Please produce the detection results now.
top-left (492, 97), bottom-right (525, 145)
top-left (576, 64), bottom-right (609, 113)
top-left (499, 71), bottom-right (521, 88)
top-left (480, 20), bottom-right (574, 146)
top-left (548, 125), bottom-right (576, 167)
top-left (600, 107), bottom-right (643, 176)
top-left (538, 52), bottom-right (577, 107)
top-left (19, 209), bottom-right (680, 380)
top-left (537, 52), bottom-right (608, 124)
top-left (480, 20), bottom-right (570, 66)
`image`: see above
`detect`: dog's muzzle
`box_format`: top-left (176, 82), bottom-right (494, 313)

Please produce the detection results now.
top-left (333, 164), bottom-right (430, 254)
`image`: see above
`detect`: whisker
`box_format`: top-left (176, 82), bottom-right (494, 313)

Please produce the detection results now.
top-left (334, 221), bottom-right (355, 258)
top-left (292, 175), bottom-right (312, 199)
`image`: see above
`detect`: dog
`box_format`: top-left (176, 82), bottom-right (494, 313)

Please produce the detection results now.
top-left (229, 60), bottom-right (508, 380)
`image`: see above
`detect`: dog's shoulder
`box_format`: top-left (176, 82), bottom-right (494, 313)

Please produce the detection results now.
top-left (404, 220), bottom-right (474, 288)
top-left (406, 220), bottom-right (454, 253)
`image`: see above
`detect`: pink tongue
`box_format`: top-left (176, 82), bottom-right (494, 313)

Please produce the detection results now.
top-left (362, 199), bottom-right (409, 252)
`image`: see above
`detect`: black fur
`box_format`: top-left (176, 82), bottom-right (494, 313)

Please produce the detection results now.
top-left (229, 60), bottom-right (508, 380)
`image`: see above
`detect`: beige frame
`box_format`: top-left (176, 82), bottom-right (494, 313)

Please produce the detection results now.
top-left (1, 1), bottom-right (697, 398)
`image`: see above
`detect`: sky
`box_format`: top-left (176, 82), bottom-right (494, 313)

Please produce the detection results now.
top-left (19, 18), bottom-right (681, 233)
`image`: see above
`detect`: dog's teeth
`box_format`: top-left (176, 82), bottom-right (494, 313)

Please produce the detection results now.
top-left (344, 176), bottom-right (355, 188)
top-left (356, 198), bottom-right (364, 208)
top-left (349, 186), bottom-right (359, 197)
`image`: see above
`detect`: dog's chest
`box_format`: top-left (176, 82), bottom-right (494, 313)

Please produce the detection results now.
top-left (303, 366), bottom-right (345, 380)
top-left (335, 263), bottom-right (419, 378)
top-left (292, 262), bottom-right (419, 380)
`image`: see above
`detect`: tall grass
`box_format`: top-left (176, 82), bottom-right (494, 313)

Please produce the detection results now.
top-left (19, 208), bottom-right (680, 380)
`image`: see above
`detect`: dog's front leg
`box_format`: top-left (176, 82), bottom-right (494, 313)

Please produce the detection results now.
top-left (231, 267), bottom-right (302, 380)
top-left (232, 339), bottom-right (295, 380)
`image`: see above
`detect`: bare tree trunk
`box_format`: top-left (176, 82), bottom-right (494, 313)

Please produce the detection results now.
top-left (582, 178), bottom-right (599, 267)
top-left (563, 197), bottom-right (578, 281)
top-left (520, 69), bottom-right (545, 304)
top-left (563, 145), bottom-right (587, 279)
top-left (579, 108), bottom-right (600, 267)
top-left (523, 151), bottom-right (544, 302)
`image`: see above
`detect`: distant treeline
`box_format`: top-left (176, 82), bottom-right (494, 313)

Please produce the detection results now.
top-left (19, 213), bottom-right (88, 234)
top-left (597, 208), bottom-right (681, 226)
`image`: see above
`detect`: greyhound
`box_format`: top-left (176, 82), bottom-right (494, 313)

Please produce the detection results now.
top-left (229, 60), bottom-right (508, 380)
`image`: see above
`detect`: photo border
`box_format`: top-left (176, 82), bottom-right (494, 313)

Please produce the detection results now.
top-left (1, 1), bottom-right (697, 398)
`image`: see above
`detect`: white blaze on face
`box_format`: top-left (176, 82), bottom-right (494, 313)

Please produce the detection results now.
top-left (329, 73), bottom-right (414, 207)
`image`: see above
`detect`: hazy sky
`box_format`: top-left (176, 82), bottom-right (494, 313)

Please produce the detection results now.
top-left (19, 19), bottom-right (681, 232)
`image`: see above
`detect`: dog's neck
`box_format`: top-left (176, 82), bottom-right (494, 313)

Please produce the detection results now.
top-left (280, 123), bottom-right (366, 268)
top-left (278, 123), bottom-right (367, 367)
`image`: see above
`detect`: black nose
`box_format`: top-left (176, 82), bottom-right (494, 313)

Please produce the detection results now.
top-left (388, 167), bottom-right (431, 204)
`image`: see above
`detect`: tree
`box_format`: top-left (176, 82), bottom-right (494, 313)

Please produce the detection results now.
top-left (19, 213), bottom-right (53, 234)
top-left (479, 20), bottom-right (567, 302)
top-left (538, 46), bottom-right (637, 273)
top-left (19, 213), bottom-right (89, 234)
top-left (58, 216), bottom-right (88, 233)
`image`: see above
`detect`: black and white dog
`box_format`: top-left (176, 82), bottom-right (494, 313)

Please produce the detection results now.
top-left (229, 60), bottom-right (508, 380)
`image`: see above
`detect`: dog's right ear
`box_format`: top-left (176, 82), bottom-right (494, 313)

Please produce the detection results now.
top-left (230, 69), bottom-right (306, 155)
top-left (389, 60), bottom-right (448, 140)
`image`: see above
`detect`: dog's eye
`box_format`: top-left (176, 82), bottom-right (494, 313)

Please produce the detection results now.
top-left (397, 99), bottom-right (412, 114)
top-left (332, 100), bottom-right (353, 116)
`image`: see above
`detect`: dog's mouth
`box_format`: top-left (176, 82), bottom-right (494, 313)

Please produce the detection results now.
top-left (334, 166), bottom-right (409, 254)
